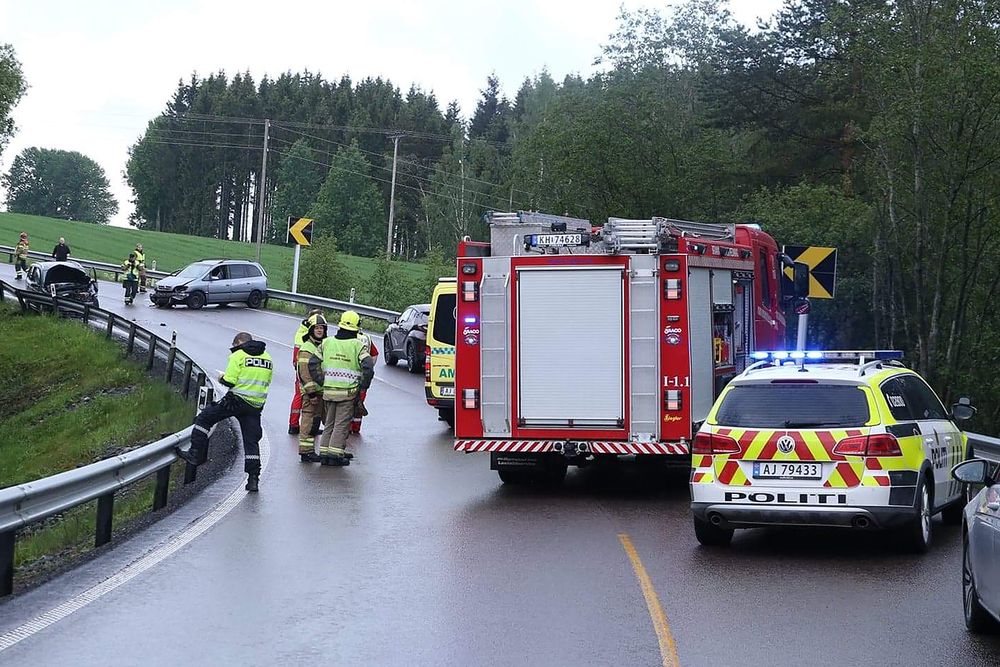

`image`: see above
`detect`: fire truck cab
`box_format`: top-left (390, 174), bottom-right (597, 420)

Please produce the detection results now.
top-left (453, 211), bottom-right (785, 484)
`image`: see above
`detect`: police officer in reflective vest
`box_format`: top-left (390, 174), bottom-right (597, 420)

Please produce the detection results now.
top-left (121, 253), bottom-right (141, 304)
top-left (288, 308), bottom-right (324, 434)
top-left (318, 311), bottom-right (374, 460)
top-left (178, 332), bottom-right (273, 491)
top-left (297, 314), bottom-right (327, 459)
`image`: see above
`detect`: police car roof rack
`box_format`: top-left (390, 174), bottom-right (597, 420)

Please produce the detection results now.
top-left (858, 358), bottom-right (906, 377)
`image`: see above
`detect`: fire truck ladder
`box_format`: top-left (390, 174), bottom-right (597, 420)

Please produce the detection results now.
top-left (602, 217), bottom-right (736, 254)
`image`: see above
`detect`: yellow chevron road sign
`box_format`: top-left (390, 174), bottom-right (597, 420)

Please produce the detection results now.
top-left (287, 217), bottom-right (314, 246)
top-left (782, 245), bottom-right (837, 299)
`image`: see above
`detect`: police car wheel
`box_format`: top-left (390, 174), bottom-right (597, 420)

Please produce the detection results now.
top-left (899, 478), bottom-right (933, 553)
top-left (963, 533), bottom-right (997, 633)
top-left (693, 516), bottom-right (733, 547)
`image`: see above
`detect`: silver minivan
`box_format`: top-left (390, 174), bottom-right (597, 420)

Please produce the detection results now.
top-left (150, 259), bottom-right (268, 309)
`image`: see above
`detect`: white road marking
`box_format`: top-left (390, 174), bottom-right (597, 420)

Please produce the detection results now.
top-left (0, 431), bottom-right (272, 653)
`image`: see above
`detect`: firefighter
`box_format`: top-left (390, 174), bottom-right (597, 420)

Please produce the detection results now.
top-left (350, 332), bottom-right (379, 434)
top-left (177, 332), bottom-right (273, 492)
top-left (14, 232), bottom-right (29, 279)
top-left (297, 313), bottom-right (327, 460)
top-left (318, 311), bottom-right (374, 461)
top-left (133, 243), bottom-right (147, 293)
top-left (121, 253), bottom-right (141, 304)
top-left (288, 308), bottom-right (324, 434)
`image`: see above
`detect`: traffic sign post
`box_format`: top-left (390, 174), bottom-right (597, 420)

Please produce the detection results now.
top-left (287, 217), bottom-right (314, 294)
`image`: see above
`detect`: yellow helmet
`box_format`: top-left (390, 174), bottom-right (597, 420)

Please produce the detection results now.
top-left (338, 310), bottom-right (361, 332)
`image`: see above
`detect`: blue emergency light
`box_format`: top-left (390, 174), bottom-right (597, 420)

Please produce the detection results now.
top-left (751, 350), bottom-right (904, 362)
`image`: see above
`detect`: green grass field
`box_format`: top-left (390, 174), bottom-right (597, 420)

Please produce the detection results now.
top-left (0, 212), bottom-right (427, 291)
top-left (0, 303), bottom-right (195, 576)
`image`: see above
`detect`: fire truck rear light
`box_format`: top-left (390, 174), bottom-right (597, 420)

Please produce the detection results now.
top-left (664, 278), bottom-right (682, 300)
top-left (461, 263), bottom-right (477, 275)
top-left (664, 389), bottom-right (682, 411)
top-left (664, 259), bottom-right (680, 272)
top-left (462, 388), bottom-right (478, 410)
top-left (462, 281), bottom-right (479, 302)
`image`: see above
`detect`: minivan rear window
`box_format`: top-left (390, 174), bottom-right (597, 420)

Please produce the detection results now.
top-left (433, 293), bottom-right (457, 346)
top-left (715, 384), bottom-right (871, 428)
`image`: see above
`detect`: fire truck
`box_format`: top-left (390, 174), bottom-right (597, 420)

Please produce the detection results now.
top-left (452, 211), bottom-right (789, 484)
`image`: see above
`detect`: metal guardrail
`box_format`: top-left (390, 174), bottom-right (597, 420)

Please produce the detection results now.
top-left (0, 280), bottom-right (212, 596)
top-left (967, 432), bottom-right (1000, 463)
top-left (1, 245), bottom-right (401, 322)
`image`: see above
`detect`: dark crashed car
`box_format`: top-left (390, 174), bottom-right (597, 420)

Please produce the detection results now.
top-left (25, 261), bottom-right (100, 310)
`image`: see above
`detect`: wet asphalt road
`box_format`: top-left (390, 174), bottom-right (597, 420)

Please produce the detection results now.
top-left (1, 265), bottom-right (999, 666)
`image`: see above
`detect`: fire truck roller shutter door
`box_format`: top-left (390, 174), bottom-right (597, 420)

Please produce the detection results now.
top-left (688, 267), bottom-right (715, 423)
top-left (517, 267), bottom-right (624, 426)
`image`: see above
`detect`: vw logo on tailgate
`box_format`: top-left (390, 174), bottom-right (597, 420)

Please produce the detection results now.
top-left (777, 435), bottom-right (796, 454)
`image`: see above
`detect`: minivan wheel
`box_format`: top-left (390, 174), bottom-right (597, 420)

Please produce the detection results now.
top-left (405, 341), bottom-right (422, 374)
top-left (187, 291), bottom-right (206, 310)
top-left (383, 335), bottom-right (398, 366)
top-left (247, 290), bottom-right (263, 309)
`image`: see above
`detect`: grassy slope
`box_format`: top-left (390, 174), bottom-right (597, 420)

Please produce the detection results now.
top-left (0, 304), bottom-right (195, 573)
top-left (0, 212), bottom-right (426, 291)
top-left (0, 304), bottom-right (192, 488)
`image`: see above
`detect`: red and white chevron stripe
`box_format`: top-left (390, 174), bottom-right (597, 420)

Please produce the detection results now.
top-left (453, 440), bottom-right (690, 455)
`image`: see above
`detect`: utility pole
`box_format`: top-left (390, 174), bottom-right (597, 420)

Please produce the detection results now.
top-left (255, 119), bottom-right (270, 262)
top-left (386, 133), bottom-right (404, 256)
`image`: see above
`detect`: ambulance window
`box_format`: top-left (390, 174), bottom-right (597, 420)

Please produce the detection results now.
top-left (715, 384), bottom-right (870, 427)
top-left (880, 378), bottom-right (913, 421)
top-left (898, 375), bottom-right (947, 420)
top-left (433, 293), bottom-right (456, 345)
top-left (758, 251), bottom-right (771, 308)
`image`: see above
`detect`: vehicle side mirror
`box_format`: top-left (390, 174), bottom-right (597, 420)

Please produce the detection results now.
top-left (951, 397), bottom-right (976, 422)
top-left (793, 262), bottom-right (809, 299)
top-left (952, 459), bottom-right (992, 486)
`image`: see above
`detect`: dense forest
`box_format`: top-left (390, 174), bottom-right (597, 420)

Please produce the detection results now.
top-left (123, 0), bottom-right (1000, 430)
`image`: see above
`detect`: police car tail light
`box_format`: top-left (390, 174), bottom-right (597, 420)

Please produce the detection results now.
top-left (833, 434), bottom-right (901, 457)
top-left (692, 432), bottom-right (741, 455)
top-left (866, 434), bottom-right (901, 456)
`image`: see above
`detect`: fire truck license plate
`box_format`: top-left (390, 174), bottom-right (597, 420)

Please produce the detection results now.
top-left (529, 233), bottom-right (583, 247)
top-left (753, 462), bottom-right (822, 480)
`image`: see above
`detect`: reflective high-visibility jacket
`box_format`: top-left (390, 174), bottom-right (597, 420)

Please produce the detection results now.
top-left (297, 338), bottom-right (324, 395)
top-left (15, 241), bottom-right (29, 259)
top-left (122, 260), bottom-right (140, 280)
top-left (222, 341), bottom-right (273, 408)
top-left (133, 250), bottom-right (145, 267)
top-left (322, 334), bottom-right (373, 400)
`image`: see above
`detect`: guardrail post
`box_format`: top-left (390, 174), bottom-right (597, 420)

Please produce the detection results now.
top-left (95, 492), bottom-right (114, 547)
top-left (182, 360), bottom-right (194, 398)
top-left (83, 303), bottom-right (90, 323)
top-left (106, 312), bottom-right (115, 338)
top-left (127, 322), bottom-right (136, 355)
top-left (0, 530), bottom-right (14, 597)
top-left (166, 348), bottom-right (177, 382)
top-left (153, 466), bottom-right (171, 511)
top-left (147, 336), bottom-right (157, 370)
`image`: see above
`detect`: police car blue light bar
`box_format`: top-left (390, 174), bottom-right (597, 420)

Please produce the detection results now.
top-left (751, 350), bottom-right (904, 361)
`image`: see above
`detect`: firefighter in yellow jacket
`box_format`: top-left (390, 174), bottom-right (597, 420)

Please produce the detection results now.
top-left (288, 308), bottom-right (325, 434)
top-left (177, 332), bottom-right (273, 491)
top-left (317, 311), bottom-right (375, 463)
top-left (14, 232), bottom-right (29, 279)
top-left (297, 314), bottom-right (327, 461)
top-left (133, 243), bottom-right (147, 293)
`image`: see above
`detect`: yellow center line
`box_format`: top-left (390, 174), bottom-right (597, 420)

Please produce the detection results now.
top-left (618, 533), bottom-right (681, 667)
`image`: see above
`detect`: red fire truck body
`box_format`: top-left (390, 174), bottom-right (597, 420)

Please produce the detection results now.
top-left (453, 212), bottom-right (785, 482)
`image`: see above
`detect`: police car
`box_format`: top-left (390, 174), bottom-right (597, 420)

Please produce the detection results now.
top-left (690, 351), bottom-right (975, 552)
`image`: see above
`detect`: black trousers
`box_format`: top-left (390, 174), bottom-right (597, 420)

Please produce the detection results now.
top-left (191, 393), bottom-right (262, 475)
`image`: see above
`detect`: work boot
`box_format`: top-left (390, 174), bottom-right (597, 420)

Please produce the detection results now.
top-left (246, 474), bottom-right (259, 492)
top-left (328, 447), bottom-right (354, 460)
top-left (176, 447), bottom-right (201, 466)
top-left (288, 425), bottom-right (300, 435)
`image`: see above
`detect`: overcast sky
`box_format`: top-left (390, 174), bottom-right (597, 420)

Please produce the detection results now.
top-left (0, 0), bottom-right (783, 228)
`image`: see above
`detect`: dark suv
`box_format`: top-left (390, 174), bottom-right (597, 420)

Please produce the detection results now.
top-left (384, 304), bottom-right (430, 373)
